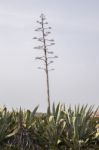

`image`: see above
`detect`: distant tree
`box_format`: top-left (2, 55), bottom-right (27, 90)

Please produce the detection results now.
top-left (33, 14), bottom-right (58, 114)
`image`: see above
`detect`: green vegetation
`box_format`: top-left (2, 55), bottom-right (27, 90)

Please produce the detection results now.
top-left (0, 104), bottom-right (98, 150)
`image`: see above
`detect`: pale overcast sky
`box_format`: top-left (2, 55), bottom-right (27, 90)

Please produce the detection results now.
top-left (0, 0), bottom-right (99, 111)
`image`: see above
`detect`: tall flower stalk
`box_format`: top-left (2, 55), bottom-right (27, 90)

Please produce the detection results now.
top-left (33, 14), bottom-right (58, 114)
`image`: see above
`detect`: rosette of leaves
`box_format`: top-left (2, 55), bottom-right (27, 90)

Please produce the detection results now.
top-left (60, 105), bottom-right (99, 150)
top-left (8, 106), bottom-right (40, 150)
top-left (0, 107), bottom-right (17, 149)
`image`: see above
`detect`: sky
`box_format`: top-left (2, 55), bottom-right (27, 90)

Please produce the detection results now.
top-left (0, 0), bottom-right (99, 111)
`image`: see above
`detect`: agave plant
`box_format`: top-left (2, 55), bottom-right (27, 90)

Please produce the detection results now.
top-left (32, 103), bottom-right (66, 149)
top-left (8, 106), bottom-right (40, 150)
top-left (0, 107), bottom-right (17, 149)
top-left (60, 105), bottom-right (98, 150)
